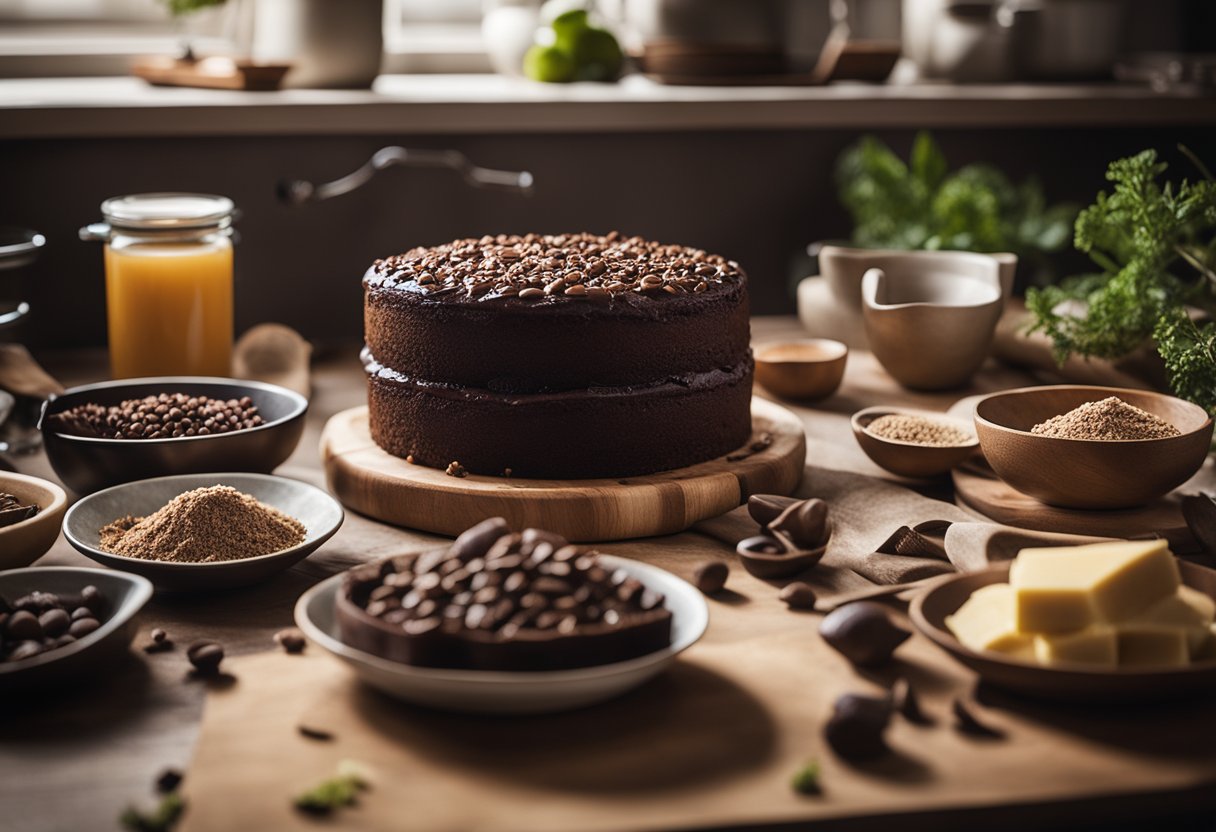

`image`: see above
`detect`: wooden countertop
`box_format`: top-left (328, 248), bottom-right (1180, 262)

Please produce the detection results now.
top-left (1, 317), bottom-right (1212, 832)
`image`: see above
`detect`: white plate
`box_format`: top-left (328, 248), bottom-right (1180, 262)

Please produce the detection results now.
top-left (295, 555), bottom-right (709, 715)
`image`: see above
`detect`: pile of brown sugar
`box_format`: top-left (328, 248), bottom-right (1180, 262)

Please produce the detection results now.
top-left (1030, 396), bottom-right (1181, 441)
top-left (99, 485), bottom-right (306, 563)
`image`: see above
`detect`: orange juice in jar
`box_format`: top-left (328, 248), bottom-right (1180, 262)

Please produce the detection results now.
top-left (81, 194), bottom-right (235, 378)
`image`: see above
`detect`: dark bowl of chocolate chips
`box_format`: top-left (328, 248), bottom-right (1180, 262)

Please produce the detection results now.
top-left (39, 377), bottom-right (308, 494)
top-left (0, 567), bottom-right (152, 692)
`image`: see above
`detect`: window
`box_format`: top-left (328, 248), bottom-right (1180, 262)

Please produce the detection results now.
top-left (0, 0), bottom-right (491, 78)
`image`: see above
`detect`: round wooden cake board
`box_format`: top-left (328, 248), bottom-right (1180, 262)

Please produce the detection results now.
top-left (946, 394), bottom-right (1198, 552)
top-left (320, 398), bottom-right (807, 542)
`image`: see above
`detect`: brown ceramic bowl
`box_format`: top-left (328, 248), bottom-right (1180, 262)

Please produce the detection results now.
top-left (754, 339), bottom-right (848, 401)
top-left (0, 471), bottom-right (68, 570)
top-left (974, 385), bottom-right (1213, 510)
top-left (910, 562), bottom-right (1216, 703)
top-left (851, 406), bottom-right (979, 478)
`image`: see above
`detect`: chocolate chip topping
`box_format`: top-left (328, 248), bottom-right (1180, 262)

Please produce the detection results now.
top-left (346, 519), bottom-right (667, 639)
top-left (366, 232), bottom-right (745, 302)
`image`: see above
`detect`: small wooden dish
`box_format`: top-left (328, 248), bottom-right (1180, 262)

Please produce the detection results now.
top-left (910, 562), bottom-right (1216, 703)
top-left (974, 385), bottom-right (1213, 510)
top-left (0, 471), bottom-right (68, 570)
top-left (132, 56), bottom-right (291, 91)
top-left (851, 406), bottom-right (979, 479)
top-left (736, 534), bottom-right (828, 579)
top-left (754, 339), bottom-right (848, 401)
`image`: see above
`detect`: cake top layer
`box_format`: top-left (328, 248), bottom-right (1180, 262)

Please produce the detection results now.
top-left (366, 231), bottom-right (745, 302)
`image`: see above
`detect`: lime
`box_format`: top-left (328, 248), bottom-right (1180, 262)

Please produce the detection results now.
top-left (570, 27), bottom-right (623, 82)
top-left (551, 8), bottom-right (590, 36)
top-left (523, 44), bottom-right (576, 83)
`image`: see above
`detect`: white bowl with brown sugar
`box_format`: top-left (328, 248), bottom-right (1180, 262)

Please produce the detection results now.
top-left (62, 472), bottom-right (344, 592)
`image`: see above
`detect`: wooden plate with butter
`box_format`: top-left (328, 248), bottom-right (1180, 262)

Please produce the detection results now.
top-left (911, 541), bottom-right (1216, 704)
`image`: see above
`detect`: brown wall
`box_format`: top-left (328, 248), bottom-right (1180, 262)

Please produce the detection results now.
top-left (3, 125), bottom-right (1215, 348)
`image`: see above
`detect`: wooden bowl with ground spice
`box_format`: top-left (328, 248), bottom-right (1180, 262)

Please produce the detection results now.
top-left (62, 473), bottom-right (343, 592)
top-left (975, 385), bottom-right (1213, 510)
top-left (851, 406), bottom-right (980, 478)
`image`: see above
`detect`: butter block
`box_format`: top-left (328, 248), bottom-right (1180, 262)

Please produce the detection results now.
top-left (945, 584), bottom-right (1035, 659)
top-left (1195, 624), bottom-right (1216, 662)
top-left (1034, 628), bottom-right (1118, 668)
top-left (1117, 627), bottom-right (1191, 668)
top-left (1011, 540), bottom-right (1178, 633)
top-left (1122, 585), bottom-right (1215, 656)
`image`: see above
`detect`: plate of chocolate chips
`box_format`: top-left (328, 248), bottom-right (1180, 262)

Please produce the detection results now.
top-left (295, 518), bottom-right (709, 714)
top-left (0, 567), bottom-right (152, 691)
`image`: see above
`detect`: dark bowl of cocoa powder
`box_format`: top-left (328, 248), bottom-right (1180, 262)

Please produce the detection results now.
top-left (39, 377), bottom-right (307, 495)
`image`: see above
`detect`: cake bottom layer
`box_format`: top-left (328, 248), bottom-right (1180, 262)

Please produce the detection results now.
top-left (366, 355), bottom-right (755, 479)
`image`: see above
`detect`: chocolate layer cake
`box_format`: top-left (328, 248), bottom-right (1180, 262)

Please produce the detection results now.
top-left (363, 232), bottom-right (753, 478)
top-left (336, 518), bottom-right (673, 671)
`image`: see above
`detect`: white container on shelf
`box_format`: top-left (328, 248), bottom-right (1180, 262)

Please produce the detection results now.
top-left (253, 0), bottom-right (384, 89)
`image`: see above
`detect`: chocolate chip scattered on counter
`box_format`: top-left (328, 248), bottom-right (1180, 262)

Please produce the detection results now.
top-left (275, 628), bottom-right (306, 654)
top-left (824, 693), bottom-right (892, 762)
top-left (818, 601), bottom-right (910, 668)
top-left (144, 628), bottom-right (174, 654)
top-left (156, 768), bottom-right (184, 794)
top-left (692, 560), bottom-right (730, 595)
top-left (298, 725), bottom-right (335, 742)
top-left (779, 582), bottom-right (818, 610)
top-left (952, 697), bottom-right (1004, 739)
top-left (187, 641), bottom-right (225, 676)
top-left (892, 678), bottom-right (931, 725)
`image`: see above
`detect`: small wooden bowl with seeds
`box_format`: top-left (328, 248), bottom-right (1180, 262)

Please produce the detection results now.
top-left (852, 406), bottom-right (979, 479)
top-left (975, 385), bottom-right (1213, 510)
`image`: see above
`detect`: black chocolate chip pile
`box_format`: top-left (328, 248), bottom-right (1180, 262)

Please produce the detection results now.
top-left (347, 517), bottom-right (666, 638)
top-left (1, 585), bottom-right (106, 663)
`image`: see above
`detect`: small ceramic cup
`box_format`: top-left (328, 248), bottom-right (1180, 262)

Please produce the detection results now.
top-left (860, 265), bottom-right (1004, 390)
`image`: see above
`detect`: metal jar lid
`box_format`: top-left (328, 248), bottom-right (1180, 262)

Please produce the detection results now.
top-left (81, 193), bottom-right (236, 242)
top-left (100, 193), bottom-right (235, 231)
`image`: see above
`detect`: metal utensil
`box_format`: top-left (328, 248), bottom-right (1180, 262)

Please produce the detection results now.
top-left (278, 147), bottom-right (534, 205)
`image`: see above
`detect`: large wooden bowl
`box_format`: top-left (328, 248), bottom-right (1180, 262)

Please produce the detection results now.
top-left (974, 385), bottom-right (1212, 510)
top-left (910, 561), bottom-right (1216, 704)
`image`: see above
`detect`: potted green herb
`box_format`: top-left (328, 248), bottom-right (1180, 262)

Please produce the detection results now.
top-left (1027, 148), bottom-right (1216, 415)
top-left (835, 132), bottom-right (1077, 283)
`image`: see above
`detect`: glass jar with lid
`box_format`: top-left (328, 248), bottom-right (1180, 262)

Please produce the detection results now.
top-left (80, 193), bottom-right (236, 379)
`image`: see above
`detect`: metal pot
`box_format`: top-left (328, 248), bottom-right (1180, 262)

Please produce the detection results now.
top-left (903, 0), bottom-right (1127, 82)
top-left (1006, 0), bottom-right (1127, 80)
